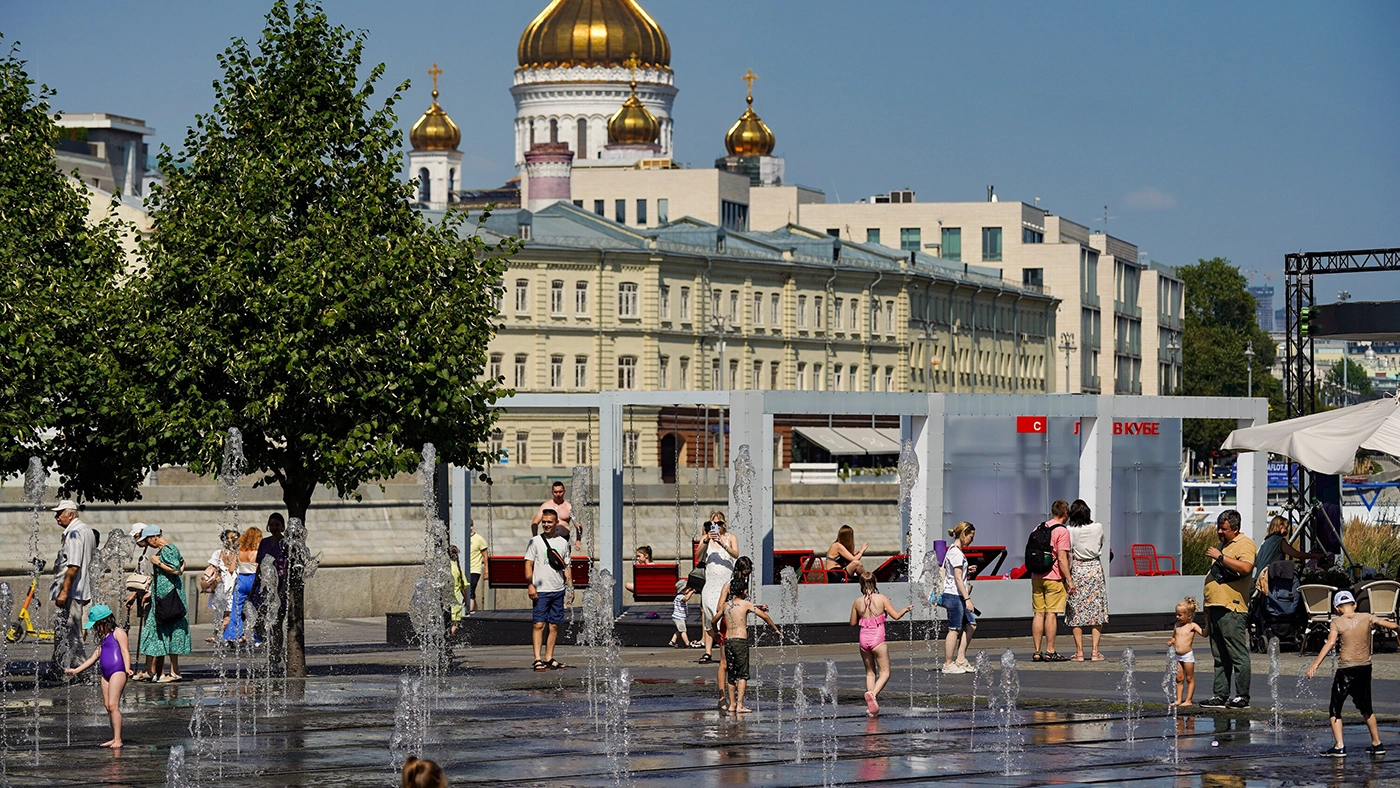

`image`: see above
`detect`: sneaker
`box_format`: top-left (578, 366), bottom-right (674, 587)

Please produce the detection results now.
top-left (1366, 743), bottom-right (1386, 756)
top-left (1320, 746), bottom-right (1346, 758)
top-left (943, 663), bottom-right (968, 674)
top-left (1199, 697), bottom-right (1229, 709)
top-left (1226, 696), bottom-right (1250, 709)
top-left (955, 659), bottom-right (974, 671)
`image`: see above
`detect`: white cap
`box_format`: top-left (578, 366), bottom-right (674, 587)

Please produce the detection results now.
top-left (50, 500), bottom-right (79, 513)
top-left (1334, 590), bottom-right (1356, 607)
top-left (129, 522), bottom-right (147, 539)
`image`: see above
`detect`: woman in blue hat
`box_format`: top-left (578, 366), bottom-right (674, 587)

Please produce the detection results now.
top-left (64, 604), bottom-right (131, 747)
top-left (135, 524), bottom-right (191, 681)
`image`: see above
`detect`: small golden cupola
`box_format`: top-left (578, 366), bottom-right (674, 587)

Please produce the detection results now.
top-left (725, 69), bottom-right (775, 157)
top-left (409, 63), bottom-right (461, 152)
top-left (607, 54), bottom-right (661, 146)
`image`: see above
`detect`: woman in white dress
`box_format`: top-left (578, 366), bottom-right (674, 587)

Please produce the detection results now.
top-left (698, 511), bottom-right (738, 666)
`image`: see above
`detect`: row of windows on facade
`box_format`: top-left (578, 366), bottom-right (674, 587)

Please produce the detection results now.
top-left (487, 352), bottom-right (904, 393)
top-left (839, 226), bottom-right (1034, 261)
top-left (488, 428), bottom-right (620, 467)
top-left (570, 198), bottom-right (749, 232)
top-left (498, 279), bottom-right (898, 333)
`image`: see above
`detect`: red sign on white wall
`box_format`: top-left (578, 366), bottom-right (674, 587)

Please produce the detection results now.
top-left (1016, 416), bottom-right (1047, 433)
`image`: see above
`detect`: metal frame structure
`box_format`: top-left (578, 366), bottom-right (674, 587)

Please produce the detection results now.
top-left (1282, 248), bottom-right (1400, 515)
top-left (454, 391), bottom-right (1266, 621)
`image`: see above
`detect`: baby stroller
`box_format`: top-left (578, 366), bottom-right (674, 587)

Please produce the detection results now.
top-left (1250, 559), bottom-right (1306, 653)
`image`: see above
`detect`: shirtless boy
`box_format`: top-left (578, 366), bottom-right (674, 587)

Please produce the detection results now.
top-left (721, 577), bottom-right (777, 714)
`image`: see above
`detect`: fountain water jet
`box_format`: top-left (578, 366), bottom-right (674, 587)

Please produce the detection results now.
top-left (164, 744), bottom-right (191, 788)
top-left (581, 570), bottom-right (621, 726)
top-left (791, 662), bottom-right (808, 763)
top-left (23, 456), bottom-right (45, 766)
top-left (776, 566), bottom-right (800, 741)
top-left (1, 581), bottom-right (11, 787)
top-left (969, 650), bottom-right (987, 751)
top-left (997, 649), bottom-right (1022, 775)
top-left (1119, 647), bottom-right (1142, 744)
top-left (1162, 654), bottom-right (1180, 765)
top-left (1268, 637), bottom-right (1282, 732)
top-left (896, 439), bottom-right (919, 711)
top-left (820, 659), bottom-right (839, 786)
top-left (604, 667), bottom-right (632, 785)
top-left (389, 675), bottom-right (424, 774)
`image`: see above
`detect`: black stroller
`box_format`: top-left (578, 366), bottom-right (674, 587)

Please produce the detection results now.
top-left (1250, 559), bottom-right (1306, 653)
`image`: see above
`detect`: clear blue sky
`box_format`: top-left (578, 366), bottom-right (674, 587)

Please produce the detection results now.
top-left (7, 0), bottom-right (1399, 299)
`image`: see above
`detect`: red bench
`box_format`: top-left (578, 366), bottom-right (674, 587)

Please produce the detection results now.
top-left (487, 555), bottom-right (591, 589)
top-left (631, 563), bottom-right (681, 602)
top-left (962, 545), bottom-right (1009, 580)
top-left (775, 549), bottom-right (815, 579)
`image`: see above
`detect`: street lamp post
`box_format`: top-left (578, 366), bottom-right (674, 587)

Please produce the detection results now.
top-left (1338, 290), bottom-right (1351, 405)
top-left (1244, 339), bottom-right (1255, 398)
top-left (1058, 332), bottom-right (1077, 394)
top-left (1166, 334), bottom-right (1181, 394)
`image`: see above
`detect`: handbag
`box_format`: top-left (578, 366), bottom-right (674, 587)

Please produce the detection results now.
top-left (126, 572), bottom-right (152, 594)
top-left (198, 565), bottom-right (220, 594)
top-left (686, 564), bottom-right (706, 591)
top-left (154, 586), bottom-right (186, 623)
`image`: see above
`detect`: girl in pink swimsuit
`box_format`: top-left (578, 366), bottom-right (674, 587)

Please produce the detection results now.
top-left (848, 572), bottom-right (912, 716)
top-left (65, 604), bottom-right (132, 748)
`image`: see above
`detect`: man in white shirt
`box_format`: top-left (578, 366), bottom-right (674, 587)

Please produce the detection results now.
top-left (524, 510), bottom-right (572, 671)
top-left (49, 499), bottom-right (96, 672)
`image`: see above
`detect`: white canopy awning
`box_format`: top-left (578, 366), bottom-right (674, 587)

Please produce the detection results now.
top-left (1221, 396), bottom-right (1400, 474)
top-left (792, 426), bottom-right (902, 456)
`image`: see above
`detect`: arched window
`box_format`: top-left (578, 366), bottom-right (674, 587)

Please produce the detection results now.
top-left (447, 168), bottom-right (455, 195)
top-left (549, 118), bottom-right (558, 143)
top-left (576, 118), bottom-right (588, 159)
top-left (417, 168), bottom-right (431, 203)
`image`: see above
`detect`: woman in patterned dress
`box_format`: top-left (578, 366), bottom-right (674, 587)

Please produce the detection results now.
top-left (1065, 499), bottom-right (1108, 661)
top-left (136, 524), bottom-right (191, 681)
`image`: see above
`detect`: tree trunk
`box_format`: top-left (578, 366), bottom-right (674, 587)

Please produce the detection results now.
top-left (282, 479), bottom-right (314, 679)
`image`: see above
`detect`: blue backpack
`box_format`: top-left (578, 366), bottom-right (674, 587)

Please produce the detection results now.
top-left (1261, 560), bottom-right (1299, 619)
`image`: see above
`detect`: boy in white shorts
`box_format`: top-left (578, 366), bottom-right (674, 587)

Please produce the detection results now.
top-left (668, 580), bottom-right (699, 648)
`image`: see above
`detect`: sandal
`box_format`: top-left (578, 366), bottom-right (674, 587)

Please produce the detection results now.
top-left (698, 653), bottom-right (715, 664)
top-left (1031, 652), bottom-right (1044, 662)
top-left (156, 674), bottom-right (181, 683)
top-left (532, 660), bottom-right (549, 672)
top-left (1090, 652), bottom-right (1105, 662)
top-left (1044, 651), bottom-right (1068, 662)
top-left (1069, 653), bottom-right (1085, 662)
top-left (131, 671), bottom-right (153, 682)
top-left (546, 659), bottom-right (568, 670)
top-left (688, 641), bottom-right (703, 648)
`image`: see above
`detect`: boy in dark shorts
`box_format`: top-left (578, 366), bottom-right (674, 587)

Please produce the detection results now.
top-left (1307, 589), bottom-right (1398, 757)
top-left (720, 577), bottom-right (777, 714)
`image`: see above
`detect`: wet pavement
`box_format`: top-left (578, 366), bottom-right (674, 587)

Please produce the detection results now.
top-left (2, 623), bottom-right (1397, 787)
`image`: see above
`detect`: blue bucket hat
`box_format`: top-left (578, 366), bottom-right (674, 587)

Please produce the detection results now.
top-left (84, 604), bottom-right (115, 629)
top-left (138, 523), bottom-right (163, 541)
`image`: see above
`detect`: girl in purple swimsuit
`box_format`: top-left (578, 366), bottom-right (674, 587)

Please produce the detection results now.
top-left (65, 604), bottom-right (132, 748)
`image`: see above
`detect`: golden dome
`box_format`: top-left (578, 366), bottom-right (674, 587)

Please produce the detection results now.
top-left (608, 73), bottom-right (660, 146)
top-left (725, 72), bottom-right (775, 157)
top-left (409, 65), bottom-right (460, 152)
top-left (518, 0), bottom-right (670, 70)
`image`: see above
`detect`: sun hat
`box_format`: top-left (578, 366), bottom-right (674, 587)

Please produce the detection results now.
top-left (675, 579), bottom-right (688, 593)
top-left (129, 522), bottom-right (148, 539)
top-left (84, 604), bottom-right (115, 629)
top-left (1334, 590), bottom-right (1356, 607)
top-left (138, 523), bottom-right (163, 541)
top-left (50, 500), bottom-right (79, 513)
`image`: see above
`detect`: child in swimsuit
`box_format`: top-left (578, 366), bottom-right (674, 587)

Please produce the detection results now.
top-left (848, 572), bottom-right (912, 716)
top-left (1166, 596), bottom-right (1203, 706)
top-left (720, 576), bottom-right (777, 715)
top-left (65, 604), bottom-right (132, 748)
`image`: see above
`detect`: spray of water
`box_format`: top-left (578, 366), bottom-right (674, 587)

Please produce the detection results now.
top-left (1268, 637), bottom-right (1282, 732)
top-left (792, 662), bottom-right (808, 763)
top-left (389, 675), bottom-right (424, 774)
top-left (187, 685), bottom-right (213, 785)
top-left (164, 744), bottom-right (191, 788)
top-left (820, 659), bottom-right (839, 786)
top-left (1119, 647), bottom-right (1142, 744)
top-left (1162, 654), bottom-right (1180, 765)
top-left (730, 446), bottom-right (756, 564)
top-left (969, 650), bottom-right (987, 751)
top-left (776, 566), bottom-right (800, 741)
top-left (896, 440), bottom-right (920, 710)
top-left (24, 456), bottom-right (45, 766)
top-left (582, 570), bottom-right (621, 726)
top-left (997, 649), bottom-right (1022, 775)
top-left (1, 581), bottom-right (12, 787)
top-left (604, 668), bottom-right (632, 785)
top-left (571, 465), bottom-right (593, 562)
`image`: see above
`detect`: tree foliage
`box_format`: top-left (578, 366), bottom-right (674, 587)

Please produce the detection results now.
top-left (1177, 257), bottom-right (1283, 461)
top-left (128, 1), bottom-right (513, 674)
top-left (1325, 357), bottom-right (1374, 402)
top-left (0, 39), bottom-right (137, 495)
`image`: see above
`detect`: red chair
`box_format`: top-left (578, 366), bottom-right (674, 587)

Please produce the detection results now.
top-left (774, 549), bottom-right (816, 579)
top-left (799, 554), bottom-right (830, 584)
top-left (1130, 544), bottom-right (1179, 576)
top-left (487, 555), bottom-right (592, 588)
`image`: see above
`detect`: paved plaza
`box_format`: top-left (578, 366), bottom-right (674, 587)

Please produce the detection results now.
top-left (2, 619), bottom-right (1398, 787)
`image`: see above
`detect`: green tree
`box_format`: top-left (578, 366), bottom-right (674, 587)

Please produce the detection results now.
top-left (129, 1), bottom-right (514, 676)
top-left (0, 39), bottom-right (140, 498)
top-left (1177, 257), bottom-right (1283, 462)
top-left (1326, 357), bottom-right (1374, 402)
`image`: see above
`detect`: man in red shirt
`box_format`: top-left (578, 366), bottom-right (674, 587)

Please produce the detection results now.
top-left (1030, 499), bottom-right (1075, 661)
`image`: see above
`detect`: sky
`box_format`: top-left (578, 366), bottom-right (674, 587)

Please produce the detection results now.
top-left (6, 0), bottom-right (1399, 301)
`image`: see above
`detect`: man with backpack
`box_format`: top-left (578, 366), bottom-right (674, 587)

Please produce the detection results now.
top-left (525, 509), bottom-right (573, 671)
top-left (1027, 500), bottom-right (1074, 661)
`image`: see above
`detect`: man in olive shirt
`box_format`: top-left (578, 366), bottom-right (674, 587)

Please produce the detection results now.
top-left (1199, 509), bottom-right (1257, 710)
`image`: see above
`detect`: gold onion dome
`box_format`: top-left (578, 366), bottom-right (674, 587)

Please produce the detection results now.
top-left (725, 70), bottom-right (775, 157)
top-left (608, 55), bottom-right (660, 145)
top-left (518, 0), bottom-right (670, 70)
top-left (409, 64), bottom-right (461, 152)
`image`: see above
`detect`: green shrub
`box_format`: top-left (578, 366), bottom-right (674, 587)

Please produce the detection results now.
top-left (1343, 518), bottom-right (1400, 575)
top-left (1182, 525), bottom-right (1215, 575)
